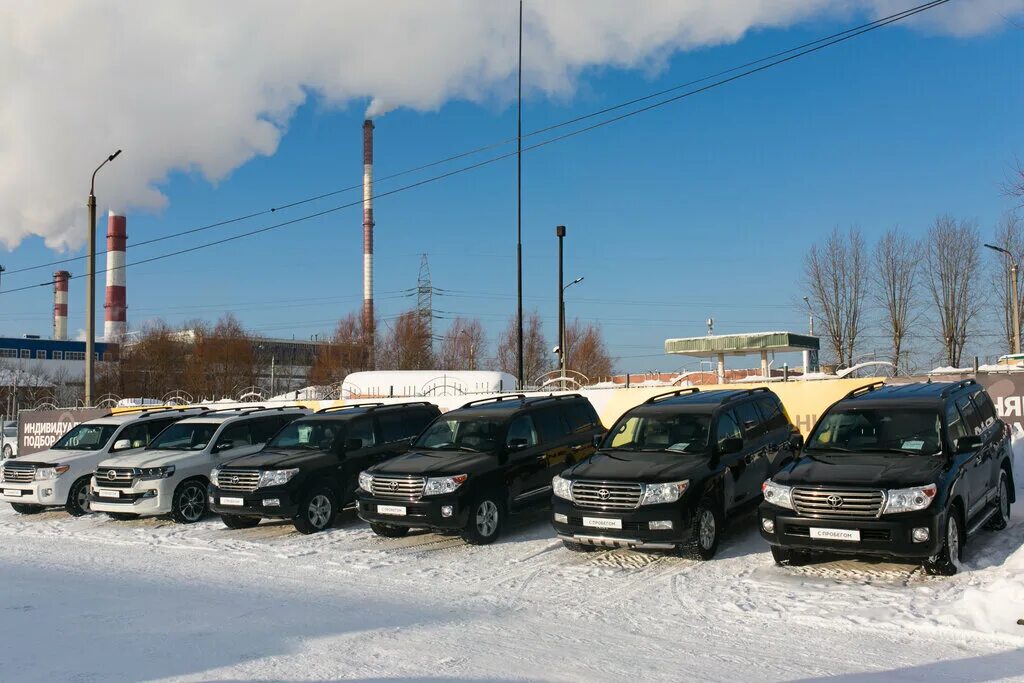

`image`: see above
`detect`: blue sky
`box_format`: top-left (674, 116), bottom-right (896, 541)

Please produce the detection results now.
top-left (1, 12), bottom-right (1022, 373)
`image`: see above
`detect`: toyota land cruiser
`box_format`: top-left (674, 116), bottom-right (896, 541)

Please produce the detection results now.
top-left (552, 387), bottom-right (800, 559)
top-left (209, 401), bottom-right (439, 534)
top-left (760, 380), bottom-right (1015, 575)
top-left (356, 394), bottom-right (604, 545)
top-left (91, 406), bottom-right (309, 523)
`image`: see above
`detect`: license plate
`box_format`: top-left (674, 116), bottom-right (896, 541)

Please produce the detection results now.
top-left (97, 489), bottom-right (120, 499)
top-left (220, 497), bottom-right (244, 506)
top-left (583, 516), bottom-right (622, 530)
top-left (377, 505), bottom-right (407, 516)
top-left (3, 489), bottom-right (22, 497)
top-left (810, 527), bottom-right (860, 542)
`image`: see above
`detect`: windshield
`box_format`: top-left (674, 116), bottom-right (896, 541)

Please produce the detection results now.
top-left (807, 407), bottom-right (942, 455)
top-left (52, 423), bottom-right (118, 451)
top-left (269, 420), bottom-right (341, 451)
top-left (148, 422), bottom-right (219, 451)
top-left (413, 417), bottom-right (503, 452)
top-left (604, 412), bottom-right (711, 454)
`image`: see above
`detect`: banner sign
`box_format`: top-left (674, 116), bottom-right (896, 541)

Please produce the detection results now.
top-left (16, 408), bottom-right (108, 456)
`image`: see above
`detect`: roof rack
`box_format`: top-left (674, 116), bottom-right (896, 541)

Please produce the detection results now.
top-left (316, 400), bottom-right (436, 415)
top-left (525, 393), bottom-right (584, 407)
top-left (644, 387), bottom-right (700, 404)
top-left (102, 405), bottom-right (210, 418)
top-left (720, 387), bottom-right (771, 404)
top-left (188, 405), bottom-right (309, 417)
top-left (460, 394), bottom-right (527, 410)
top-left (844, 381), bottom-right (885, 400)
top-left (940, 378), bottom-right (978, 398)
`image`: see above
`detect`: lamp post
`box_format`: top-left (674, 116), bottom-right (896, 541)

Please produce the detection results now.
top-left (459, 329), bottom-right (476, 370)
top-left (85, 150), bottom-right (122, 407)
top-left (985, 243), bottom-right (1021, 354)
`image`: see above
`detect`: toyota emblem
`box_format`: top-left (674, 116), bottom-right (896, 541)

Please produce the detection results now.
top-left (390, 481), bottom-right (400, 491)
top-left (597, 488), bottom-right (611, 500)
top-left (107, 470), bottom-right (116, 479)
top-left (826, 494), bottom-right (844, 508)
top-left (230, 475), bottom-right (239, 484)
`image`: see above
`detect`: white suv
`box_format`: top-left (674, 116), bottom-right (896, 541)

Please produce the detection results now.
top-left (0, 408), bottom-right (207, 516)
top-left (91, 407), bottom-right (309, 523)
top-left (2, 421), bottom-right (17, 459)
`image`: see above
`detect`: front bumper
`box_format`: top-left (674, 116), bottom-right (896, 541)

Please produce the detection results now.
top-left (208, 484), bottom-right (302, 518)
top-left (759, 502), bottom-right (944, 559)
top-left (355, 491), bottom-right (471, 530)
top-left (90, 478), bottom-right (174, 515)
top-left (550, 498), bottom-right (691, 549)
top-left (0, 477), bottom-right (74, 507)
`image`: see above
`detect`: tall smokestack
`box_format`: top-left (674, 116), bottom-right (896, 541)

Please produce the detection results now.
top-left (104, 211), bottom-right (127, 342)
top-left (53, 270), bottom-right (70, 341)
top-left (362, 119), bottom-right (375, 357)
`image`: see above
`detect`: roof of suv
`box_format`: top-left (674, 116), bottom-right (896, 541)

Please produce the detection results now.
top-left (172, 406), bottom-right (310, 425)
top-left (91, 406), bottom-right (212, 426)
top-left (311, 401), bottom-right (437, 420)
top-left (834, 380), bottom-right (979, 409)
top-left (633, 387), bottom-right (776, 413)
top-left (451, 393), bottom-right (590, 419)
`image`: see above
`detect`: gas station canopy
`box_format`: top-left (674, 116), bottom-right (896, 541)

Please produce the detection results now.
top-left (664, 331), bottom-right (819, 357)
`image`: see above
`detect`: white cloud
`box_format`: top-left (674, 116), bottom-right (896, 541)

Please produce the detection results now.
top-left (1, 0), bottom-right (1020, 251)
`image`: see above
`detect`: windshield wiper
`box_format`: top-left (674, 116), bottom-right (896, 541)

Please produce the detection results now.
top-left (871, 447), bottom-right (931, 456)
top-left (806, 446), bottom-right (853, 453)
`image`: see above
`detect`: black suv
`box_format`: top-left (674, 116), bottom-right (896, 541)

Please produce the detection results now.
top-left (552, 387), bottom-right (800, 559)
top-left (208, 401), bottom-right (439, 534)
top-left (356, 394), bottom-right (604, 545)
top-left (760, 380), bottom-right (1015, 575)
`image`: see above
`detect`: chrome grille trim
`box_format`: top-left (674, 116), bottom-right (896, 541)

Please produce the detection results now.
top-left (93, 467), bottom-right (138, 489)
top-left (792, 487), bottom-right (884, 519)
top-left (571, 480), bottom-right (643, 510)
top-left (217, 469), bottom-right (261, 493)
top-left (1, 462), bottom-right (34, 484)
top-left (370, 475), bottom-right (425, 500)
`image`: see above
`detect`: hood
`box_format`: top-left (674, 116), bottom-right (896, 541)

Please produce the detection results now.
top-left (564, 450), bottom-right (712, 483)
top-left (220, 448), bottom-right (330, 469)
top-left (370, 450), bottom-right (496, 476)
top-left (17, 448), bottom-right (133, 466)
top-left (97, 449), bottom-right (201, 469)
top-left (774, 451), bottom-right (946, 488)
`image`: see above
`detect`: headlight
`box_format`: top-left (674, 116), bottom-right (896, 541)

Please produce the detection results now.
top-left (258, 468), bottom-right (299, 488)
top-left (640, 480), bottom-right (689, 506)
top-left (211, 468), bottom-right (221, 487)
top-left (34, 465), bottom-right (70, 480)
top-left (140, 465), bottom-right (175, 480)
top-left (358, 471), bottom-right (374, 493)
top-left (552, 475), bottom-right (573, 501)
top-left (423, 474), bottom-right (468, 496)
top-left (882, 484), bottom-right (937, 514)
top-left (761, 480), bottom-right (794, 510)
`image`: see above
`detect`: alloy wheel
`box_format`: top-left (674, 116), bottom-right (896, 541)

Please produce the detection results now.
top-left (307, 494), bottom-right (332, 529)
top-left (476, 500), bottom-right (499, 537)
top-left (180, 485), bottom-right (205, 522)
top-left (699, 509), bottom-right (716, 550)
top-left (1000, 479), bottom-right (1010, 519)
top-left (947, 516), bottom-right (960, 566)
top-left (77, 484), bottom-right (90, 512)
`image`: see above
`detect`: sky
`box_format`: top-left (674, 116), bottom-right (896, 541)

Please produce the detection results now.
top-left (1, 0), bottom-right (1023, 375)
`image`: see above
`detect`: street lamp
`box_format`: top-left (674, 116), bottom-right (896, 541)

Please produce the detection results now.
top-left (985, 243), bottom-right (1021, 354)
top-left (85, 149), bottom-right (122, 407)
top-left (459, 329), bottom-right (477, 370)
top-left (558, 276), bottom-right (584, 385)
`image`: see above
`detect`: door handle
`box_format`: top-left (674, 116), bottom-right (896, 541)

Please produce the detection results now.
top-left (570, 444), bottom-right (583, 451)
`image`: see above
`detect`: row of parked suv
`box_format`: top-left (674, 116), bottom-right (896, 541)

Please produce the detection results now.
top-left (0, 380), bottom-right (1015, 574)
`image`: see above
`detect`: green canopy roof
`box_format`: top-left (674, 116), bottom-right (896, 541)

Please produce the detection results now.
top-left (664, 331), bottom-right (819, 357)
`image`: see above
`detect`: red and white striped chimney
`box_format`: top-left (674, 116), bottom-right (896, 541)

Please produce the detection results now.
top-left (53, 270), bottom-right (70, 341)
top-left (104, 211), bottom-right (127, 341)
top-left (362, 119), bottom-right (375, 347)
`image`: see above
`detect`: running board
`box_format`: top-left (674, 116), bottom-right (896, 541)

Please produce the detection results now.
top-left (965, 503), bottom-right (998, 538)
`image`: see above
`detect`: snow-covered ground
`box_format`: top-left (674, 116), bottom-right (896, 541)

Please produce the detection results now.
top-left (2, 473), bottom-right (1023, 681)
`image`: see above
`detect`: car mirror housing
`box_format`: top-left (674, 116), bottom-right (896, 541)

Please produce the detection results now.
top-left (718, 437), bottom-right (743, 455)
top-left (214, 440), bottom-right (234, 453)
top-left (507, 438), bottom-right (528, 450)
top-left (592, 434), bottom-right (603, 448)
top-left (789, 433), bottom-right (805, 451)
top-left (344, 438), bottom-right (363, 452)
top-left (956, 435), bottom-right (981, 454)
top-left (113, 439), bottom-right (132, 451)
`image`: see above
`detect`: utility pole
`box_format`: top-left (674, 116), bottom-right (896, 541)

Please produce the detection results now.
top-left (985, 243), bottom-right (1022, 354)
top-left (556, 226), bottom-right (565, 386)
top-left (515, 0), bottom-right (524, 390)
top-left (85, 150), bottom-right (121, 407)
top-left (0, 264), bottom-right (5, 291)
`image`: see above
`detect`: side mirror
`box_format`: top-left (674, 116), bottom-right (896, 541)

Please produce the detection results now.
top-left (113, 439), bottom-right (133, 451)
top-left (592, 434), bottom-right (603, 448)
top-left (718, 437), bottom-right (743, 455)
top-left (214, 440), bottom-right (234, 453)
top-left (344, 438), bottom-right (363, 452)
top-left (956, 435), bottom-right (981, 454)
top-left (789, 433), bottom-right (805, 451)
top-left (318, 439), bottom-right (335, 452)
top-left (507, 437), bottom-right (528, 451)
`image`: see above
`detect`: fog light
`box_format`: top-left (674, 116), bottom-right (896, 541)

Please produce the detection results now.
top-left (209, 495), bottom-right (214, 503)
top-left (42, 488), bottom-right (53, 497)
top-left (263, 498), bottom-right (280, 507)
top-left (649, 520), bottom-right (673, 530)
top-left (762, 518), bottom-right (775, 533)
top-left (912, 527), bottom-right (930, 543)
top-left (441, 505), bottom-right (454, 518)
top-left (554, 513), bottom-right (568, 524)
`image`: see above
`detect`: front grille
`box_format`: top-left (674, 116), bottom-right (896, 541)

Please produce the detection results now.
top-left (94, 467), bottom-right (137, 489)
top-left (571, 481), bottom-right (643, 510)
top-left (792, 488), bottom-right (884, 520)
top-left (217, 469), bottom-right (260, 493)
top-left (370, 475), bottom-right (425, 500)
top-left (1, 462), bottom-right (35, 484)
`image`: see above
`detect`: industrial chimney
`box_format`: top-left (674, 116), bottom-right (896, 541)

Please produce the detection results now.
top-left (53, 270), bottom-right (70, 341)
top-left (104, 211), bottom-right (127, 342)
top-left (362, 119), bottom-right (375, 357)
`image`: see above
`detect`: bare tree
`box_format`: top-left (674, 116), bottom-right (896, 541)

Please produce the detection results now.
top-left (923, 216), bottom-right (981, 367)
top-left (307, 313), bottom-right (371, 386)
top-left (802, 227), bottom-right (868, 367)
top-left (438, 318), bottom-right (487, 370)
top-left (563, 320), bottom-right (614, 381)
top-left (377, 310), bottom-right (435, 371)
top-left (872, 227), bottom-right (918, 374)
top-left (496, 310), bottom-right (550, 385)
top-left (1004, 160), bottom-right (1024, 205)
top-left (988, 213), bottom-right (1024, 353)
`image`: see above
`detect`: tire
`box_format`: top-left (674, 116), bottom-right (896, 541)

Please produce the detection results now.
top-left (106, 512), bottom-right (139, 521)
top-left (562, 540), bottom-right (597, 553)
top-left (925, 509), bottom-right (963, 576)
top-left (985, 470), bottom-right (1010, 531)
top-left (370, 522), bottom-right (409, 538)
top-left (170, 479), bottom-right (208, 524)
top-left (10, 502), bottom-right (44, 515)
top-left (293, 487), bottom-right (335, 534)
top-left (461, 495), bottom-right (502, 545)
top-left (770, 545), bottom-right (810, 567)
top-left (64, 476), bottom-right (92, 517)
top-left (222, 514), bottom-right (260, 530)
top-left (683, 496), bottom-right (723, 560)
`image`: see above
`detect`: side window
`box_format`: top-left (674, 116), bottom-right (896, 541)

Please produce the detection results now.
top-left (146, 419), bottom-right (177, 443)
top-left (408, 409), bottom-right (437, 438)
top-left (955, 396), bottom-right (982, 435)
top-left (716, 412), bottom-right (742, 448)
top-left (347, 417), bottom-right (376, 450)
top-left (565, 402), bottom-right (598, 433)
top-left (506, 415), bottom-right (538, 449)
top-left (113, 423), bottom-right (149, 451)
top-left (734, 401), bottom-right (765, 439)
top-left (249, 417), bottom-right (288, 445)
top-left (946, 403), bottom-right (968, 445)
top-left (378, 412), bottom-right (410, 443)
top-left (755, 397), bottom-right (787, 432)
top-left (970, 390), bottom-right (997, 429)
top-left (217, 423), bottom-right (252, 449)
top-left (534, 407), bottom-right (570, 442)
